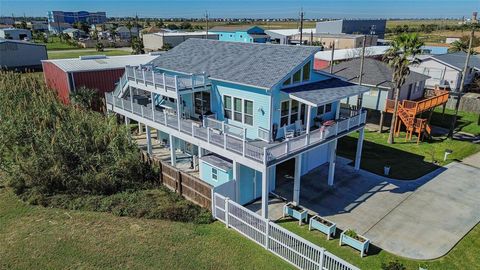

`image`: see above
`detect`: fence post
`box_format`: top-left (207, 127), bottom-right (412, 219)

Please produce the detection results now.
top-left (224, 197), bottom-right (229, 228)
top-left (265, 219), bottom-right (270, 250)
top-left (177, 171), bottom-right (182, 195)
top-left (319, 248), bottom-right (325, 270)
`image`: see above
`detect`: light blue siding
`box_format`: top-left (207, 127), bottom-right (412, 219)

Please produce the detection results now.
top-left (212, 81), bottom-right (271, 140)
top-left (212, 26), bottom-right (268, 43)
top-left (199, 160), bottom-right (233, 187)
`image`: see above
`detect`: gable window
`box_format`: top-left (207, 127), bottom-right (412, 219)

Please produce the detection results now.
top-left (302, 61), bottom-right (311, 81)
top-left (293, 69), bottom-right (302, 84)
top-left (234, 97), bottom-right (242, 122)
top-left (244, 100), bottom-right (253, 126)
top-left (224, 95), bottom-right (232, 119)
top-left (283, 77), bottom-right (291, 86)
top-left (325, 103), bottom-right (332, 113)
top-left (281, 101), bottom-right (289, 127)
top-left (212, 168), bottom-right (218, 181)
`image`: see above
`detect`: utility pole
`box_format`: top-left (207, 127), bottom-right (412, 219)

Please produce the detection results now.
top-left (299, 9), bottom-right (304, 45)
top-left (357, 35), bottom-right (367, 108)
top-left (205, 11), bottom-right (209, 39)
top-left (329, 42), bottom-right (335, 74)
top-left (448, 24), bottom-right (475, 138)
top-left (310, 30), bottom-right (313, 45)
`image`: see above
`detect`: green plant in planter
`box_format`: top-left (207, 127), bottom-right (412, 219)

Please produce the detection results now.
top-left (344, 229), bottom-right (358, 238)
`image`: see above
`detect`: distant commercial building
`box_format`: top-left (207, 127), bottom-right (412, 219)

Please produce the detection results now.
top-left (0, 38), bottom-right (47, 70)
top-left (291, 33), bottom-right (377, 49)
top-left (28, 21), bottom-right (49, 32)
top-left (48, 11), bottom-right (107, 25)
top-left (209, 25), bottom-right (270, 43)
top-left (63, 28), bottom-right (86, 39)
top-left (42, 54), bottom-right (160, 103)
top-left (0, 28), bottom-right (32, 40)
top-left (0, 17), bottom-right (14, 26)
top-left (143, 31), bottom-right (219, 51)
top-left (316, 19), bottom-right (387, 39)
top-left (265, 28), bottom-right (316, 45)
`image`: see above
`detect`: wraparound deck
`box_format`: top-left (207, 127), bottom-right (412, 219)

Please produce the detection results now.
top-left (106, 92), bottom-right (367, 167)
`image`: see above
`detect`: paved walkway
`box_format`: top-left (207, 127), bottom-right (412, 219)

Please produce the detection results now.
top-left (271, 156), bottom-right (480, 260)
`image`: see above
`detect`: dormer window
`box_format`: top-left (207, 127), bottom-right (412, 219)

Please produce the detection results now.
top-left (302, 61), bottom-right (311, 81)
top-left (293, 69), bottom-right (302, 84)
top-left (282, 61), bottom-right (311, 88)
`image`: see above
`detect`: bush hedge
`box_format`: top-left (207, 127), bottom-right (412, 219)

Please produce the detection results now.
top-left (0, 72), bottom-right (210, 223)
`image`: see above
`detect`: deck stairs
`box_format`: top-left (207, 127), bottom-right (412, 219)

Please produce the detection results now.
top-left (385, 88), bottom-right (449, 143)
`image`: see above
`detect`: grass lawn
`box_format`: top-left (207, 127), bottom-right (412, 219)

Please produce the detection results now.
top-left (337, 130), bottom-right (480, 180)
top-left (279, 219), bottom-right (480, 270)
top-left (48, 49), bottom-right (131, 60)
top-left (0, 188), bottom-right (292, 270)
top-left (430, 107), bottom-right (480, 135)
top-left (34, 36), bottom-right (81, 50)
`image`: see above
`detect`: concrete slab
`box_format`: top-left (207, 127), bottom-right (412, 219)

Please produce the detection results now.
top-left (462, 151), bottom-right (480, 168)
top-left (270, 157), bottom-right (480, 260)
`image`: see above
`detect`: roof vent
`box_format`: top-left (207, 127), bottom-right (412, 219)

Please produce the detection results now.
top-left (79, 55), bottom-right (107, 60)
top-left (149, 51), bottom-right (163, 56)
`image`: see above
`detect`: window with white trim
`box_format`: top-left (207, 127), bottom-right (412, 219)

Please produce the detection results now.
top-left (212, 168), bottom-right (218, 181)
top-left (290, 100), bottom-right (299, 124)
top-left (281, 101), bottom-right (289, 127)
top-left (234, 97), bottom-right (242, 122)
top-left (224, 95), bottom-right (232, 119)
top-left (317, 103), bottom-right (332, 116)
top-left (244, 100), bottom-right (253, 126)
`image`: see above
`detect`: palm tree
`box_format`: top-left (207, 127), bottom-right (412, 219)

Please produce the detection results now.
top-left (448, 40), bottom-right (468, 53)
top-left (70, 87), bottom-right (98, 110)
top-left (383, 33), bottom-right (424, 144)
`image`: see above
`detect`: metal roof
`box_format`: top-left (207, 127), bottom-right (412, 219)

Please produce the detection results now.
top-left (281, 78), bottom-right (370, 107)
top-left (324, 58), bottom-right (430, 89)
top-left (149, 38), bottom-right (321, 89)
top-left (429, 51), bottom-right (480, 71)
top-left (315, 46), bottom-right (390, 61)
top-left (265, 28), bottom-right (316, 37)
top-left (200, 155), bottom-right (232, 172)
top-left (42, 54), bottom-right (161, 73)
top-left (209, 25), bottom-right (258, 32)
top-left (0, 38), bottom-right (46, 47)
top-left (152, 31), bottom-right (217, 37)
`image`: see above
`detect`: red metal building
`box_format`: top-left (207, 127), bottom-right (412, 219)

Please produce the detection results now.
top-left (42, 54), bottom-right (160, 103)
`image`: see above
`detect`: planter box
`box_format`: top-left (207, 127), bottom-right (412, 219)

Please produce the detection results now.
top-left (339, 230), bottom-right (370, 257)
top-left (283, 202), bottom-right (308, 225)
top-left (309, 215), bottom-right (336, 240)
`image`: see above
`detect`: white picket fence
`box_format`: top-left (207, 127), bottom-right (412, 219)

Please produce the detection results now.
top-left (213, 193), bottom-right (359, 270)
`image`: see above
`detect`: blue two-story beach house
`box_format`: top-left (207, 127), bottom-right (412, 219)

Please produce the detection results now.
top-left (106, 39), bottom-right (368, 218)
top-left (209, 26), bottom-right (270, 43)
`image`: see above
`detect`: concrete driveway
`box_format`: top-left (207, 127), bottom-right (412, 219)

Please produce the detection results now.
top-left (273, 157), bottom-right (480, 260)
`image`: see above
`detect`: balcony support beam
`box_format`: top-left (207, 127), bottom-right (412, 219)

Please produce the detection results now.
top-left (146, 125), bottom-right (152, 155)
top-left (327, 139), bottom-right (337, 186)
top-left (354, 128), bottom-right (365, 171)
top-left (293, 155), bottom-right (302, 206)
top-left (261, 166), bottom-right (270, 219)
top-left (170, 134), bottom-right (177, 166)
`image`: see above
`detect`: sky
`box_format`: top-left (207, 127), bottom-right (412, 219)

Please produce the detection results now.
top-left (0, 0), bottom-right (479, 19)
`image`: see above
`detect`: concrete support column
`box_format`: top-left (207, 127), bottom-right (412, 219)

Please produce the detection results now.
top-left (327, 139), bottom-right (337, 186)
top-left (233, 161), bottom-right (240, 203)
top-left (169, 134), bottom-right (176, 166)
top-left (138, 122), bottom-right (143, 134)
top-left (261, 167), bottom-right (270, 219)
top-left (354, 128), bottom-right (365, 171)
top-left (156, 130), bottom-right (161, 143)
top-left (293, 155), bottom-right (302, 206)
top-left (146, 126), bottom-right (152, 155)
top-left (198, 146), bottom-right (203, 158)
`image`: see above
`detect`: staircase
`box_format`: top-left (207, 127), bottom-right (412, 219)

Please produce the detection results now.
top-left (113, 72), bottom-right (128, 98)
top-left (386, 88), bottom-right (449, 143)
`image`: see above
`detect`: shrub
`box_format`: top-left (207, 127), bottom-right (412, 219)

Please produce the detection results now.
top-left (0, 71), bottom-right (152, 197)
top-left (381, 260), bottom-right (406, 270)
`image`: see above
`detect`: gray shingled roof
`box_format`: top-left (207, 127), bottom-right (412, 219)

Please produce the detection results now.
top-left (149, 38), bottom-right (321, 89)
top-left (323, 58), bottom-right (430, 89)
top-left (282, 78), bottom-right (370, 107)
top-left (430, 52), bottom-right (480, 71)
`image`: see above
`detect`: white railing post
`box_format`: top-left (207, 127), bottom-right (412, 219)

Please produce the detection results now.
top-left (174, 75), bottom-right (178, 92)
top-left (141, 105), bottom-right (144, 117)
top-left (207, 128), bottom-right (211, 143)
top-left (347, 117), bottom-right (350, 131)
top-left (152, 70), bottom-right (156, 88)
top-left (142, 69), bottom-right (146, 85)
top-left (335, 123), bottom-right (339, 135)
top-left (121, 98), bottom-right (124, 109)
top-left (224, 197), bottom-right (229, 228)
top-left (164, 112), bottom-right (167, 126)
top-left (242, 140), bottom-right (246, 157)
top-left (263, 147), bottom-right (268, 164)
top-left (319, 248), bottom-right (325, 269)
top-left (223, 132), bottom-right (227, 149)
top-left (133, 67), bottom-right (137, 82)
top-left (192, 122), bottom-right (195, 136)
top-left (265, 220), bottom-right (270, 249)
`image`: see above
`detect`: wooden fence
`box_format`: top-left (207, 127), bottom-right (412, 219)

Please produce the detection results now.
top-left (140, 150), bottom-right (213, 209)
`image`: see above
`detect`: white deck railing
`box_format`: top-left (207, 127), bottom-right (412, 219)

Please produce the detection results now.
top-left (125, 65), bottom-right (208, 93)
top-left (106, 93), bottom-right (366, 165)
top-left (213, 193), bottom-right (360, 270)
top-left (264, 110), bottom-right (367, 163)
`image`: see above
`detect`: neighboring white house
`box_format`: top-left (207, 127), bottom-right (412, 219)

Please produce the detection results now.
top-left (143, 31), bottom-right (218, 51)
top-left (0, 38), bottom-right (47, 69)
top-left (265, 28), bottom-right (316, 45)
top-left (115, 26), bottom-right (139, 40)
top-left (63, 28), bottom-right (86, 39)
top-left (0, 28), bottom-right (32, 40)
top-left (410, 52), bottom-right (480, 91)
top-left (445, 37), bottom-right (461, 44)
